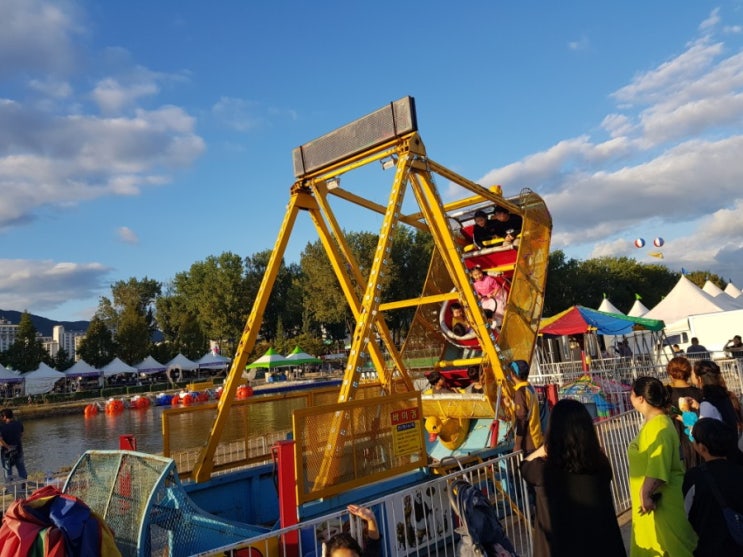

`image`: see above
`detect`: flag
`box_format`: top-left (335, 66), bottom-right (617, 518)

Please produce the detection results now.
top-left (635, 293), bottom-right (642, 300)
top-left (681, 267), bottom-right (687, 275)
top-left (649, 252), bottom-right (664, 259)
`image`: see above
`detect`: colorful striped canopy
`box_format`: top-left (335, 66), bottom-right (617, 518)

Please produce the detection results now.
top-left (539, 305), bottom-right (665, 336)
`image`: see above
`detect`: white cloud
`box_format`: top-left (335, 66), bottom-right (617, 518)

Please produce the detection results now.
top-left (117, 226), bottom-right (139, 244)
top-left (479, 13), bottom-right (743, 286)
top-left (568, 36), bottom-right (589, 51)
top-left (212, 97), bottom-right (263, 131)
top-left (0, 0), bottom-right (83, 78)
top-left (0, 103), bottom-right (205, 229)
top-left (0, 259), bottom-right (111, 312)
top-left (91, 77), bottom-right (159, 114)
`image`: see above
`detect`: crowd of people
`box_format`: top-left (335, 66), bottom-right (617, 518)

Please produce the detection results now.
top-left (422, 353), bottom-right (743, 556)
top-left (517, 356), bottom-right (743, 557)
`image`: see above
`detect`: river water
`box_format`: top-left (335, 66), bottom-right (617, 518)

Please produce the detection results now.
top-left (20, 402), bottom-right (294, 479)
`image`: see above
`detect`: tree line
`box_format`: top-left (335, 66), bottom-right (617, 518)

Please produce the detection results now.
top-left (0, 228), bottom-right (726, 373)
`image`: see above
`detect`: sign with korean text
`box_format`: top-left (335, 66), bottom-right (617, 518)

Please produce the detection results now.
top-left (390, 406), bottom-right (423, 456)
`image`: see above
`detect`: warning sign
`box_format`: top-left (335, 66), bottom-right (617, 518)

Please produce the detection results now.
top-left (390, 407), bottom-right (423, 456)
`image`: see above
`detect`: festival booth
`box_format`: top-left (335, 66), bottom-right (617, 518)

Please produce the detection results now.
top-left (101, 357), bottom-right (138, 384)
top-left (134, 356), bottom-right (167, 381)
top-left (245, 348), bottom-right (292, 382)
top-left (196, 352), bottom-right (230, 372)
top-left (64, 359), bottom-right (103, 389)
top-left (537, 306), bottom-right (666, 415)
top-left (24, 363), bottom-right (65, 395)
top-left (538, 305), bottom-right (665, 365)
top-left (165, 353), bottom-right (199, 384)
top-left (0, 363), bottom-right (24, 398)
top-left (284, 346), bottom-right (322, 378)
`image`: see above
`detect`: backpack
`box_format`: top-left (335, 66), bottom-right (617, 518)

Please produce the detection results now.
top-left (449, 479), bottom-right (518, 557)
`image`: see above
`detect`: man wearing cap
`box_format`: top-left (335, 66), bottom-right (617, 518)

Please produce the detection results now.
top-left (490, 206), bottom-right (523, 244)
top-left (510, 360), bottom-right (543, 454)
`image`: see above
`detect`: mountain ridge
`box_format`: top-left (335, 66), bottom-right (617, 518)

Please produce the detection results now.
top-left (0, 309), bottom-right (89, 337)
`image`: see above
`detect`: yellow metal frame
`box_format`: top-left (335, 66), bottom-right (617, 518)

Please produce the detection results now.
top-left (293, 390), bottom-right (425, 504)
top-left (192, 114), bottom-right (551, 483)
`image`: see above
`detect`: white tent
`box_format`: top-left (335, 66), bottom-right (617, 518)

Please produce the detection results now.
top-left (644, 276), bottom-right (741, 324)
top-left (197, 352), bottom-right (231, 370)
top-left (165, 353), bottom-right (199, 372)
top-left (64, 359), bottom-right (102, 378)
top-left (24, 362), bottom-right (65, 395)
top-left (724, 282), bottom-right (742, 298)
top-left (703, 280), bottom-right (743, 309)
top-left (597, 296), bottom-right (624, 314)
top-left (134, 355), bottom-right (167, 375)
top-left (102, 357), bottom-right (137, 378)
top-left (627, 298), bottom-right (649, 318)
top-left (0, 363), bottom-right (23, 384)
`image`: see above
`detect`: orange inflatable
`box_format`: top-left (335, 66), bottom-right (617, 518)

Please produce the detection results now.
top-left (130, 396), bottom-right (151, 410)
top-left (171, 394), bottom-right (180, 406)
top-left (105, 399), bottom-right (125, 414)
top-left (84, 404), bottom-right (99, 417)
top-left (236, 385), bottom-right (254, 400)
top-left (181, 393), bottom-right (193, 405)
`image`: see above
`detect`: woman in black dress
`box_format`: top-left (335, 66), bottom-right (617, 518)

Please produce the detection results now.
top-left (520, 399), bottom-right (626, 557)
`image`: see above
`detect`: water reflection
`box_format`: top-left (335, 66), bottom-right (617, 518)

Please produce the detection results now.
top-left (21, 400), bottom-right (299, 477)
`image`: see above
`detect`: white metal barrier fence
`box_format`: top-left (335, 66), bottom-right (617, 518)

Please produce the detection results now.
top-left (196, 407), bottom-right (644, 557)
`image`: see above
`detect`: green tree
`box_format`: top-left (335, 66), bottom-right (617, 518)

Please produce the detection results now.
top-left (116, 305), bottom-right (151, 364)
top-left (77, 316), bottom-right (117, 368)
top-left (684, 270), bottom-right (726, 290)
top-left (53, 347), bottom-right (74, 371)
top-left (4, 311), bottom-right (47, 372)
top-left (174, 312), bottom-right (208, 360)
top-left (244, 251), bottom-right (303, 341)
top-left (174, 252), bottom-right (250, 349)
top-left (97, 277), bottom-right (161, 333)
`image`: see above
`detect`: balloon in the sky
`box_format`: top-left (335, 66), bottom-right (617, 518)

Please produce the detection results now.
top-left (653, 237), bottom-right (664, 247)
top-left (634, 238), bottom-right (646, 248)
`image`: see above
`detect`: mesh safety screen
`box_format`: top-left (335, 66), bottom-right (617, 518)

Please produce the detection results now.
top-left (162, 384), bottom-right (401, 479)
top-left (293, 391), bottom-right (425, 503)
top-left (64, 450), bottom-right (269, 557)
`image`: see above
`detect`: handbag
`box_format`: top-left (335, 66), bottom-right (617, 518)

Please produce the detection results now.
top-left (702, 465), bottom-right (743, 546)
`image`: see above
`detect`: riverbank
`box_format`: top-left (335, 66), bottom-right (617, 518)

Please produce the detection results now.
top-left (5, 372), bottom-right (343, 421)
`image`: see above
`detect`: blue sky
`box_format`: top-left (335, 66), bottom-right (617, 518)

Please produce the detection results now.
top-left (2, 0), bottom-right (743, 322)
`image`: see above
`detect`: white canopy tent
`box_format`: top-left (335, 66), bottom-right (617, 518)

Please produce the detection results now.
top-left (196, 352), bottom-right (231, 370)
top-left (165, 353), bottom-right (199, 372)
top-left (644, 276), bottom-right (741, 324)
top-left (703, 280), bottom-right (743, 309)
top-left (627, 298), bottom-right (650, 318)
top-left (724, 282), bottom-right (742, 298)
top-left (24, 362), bottom-right (65, 395)
top-left (64, 359), bottom-right (102, 379)
top-left (134, 355), bottom-right (167, 375)
top-left (597, 296), bottom-right (623, 315)
top-left (102, 357), bottom-right (138, 378)
top-left (0, 363), bottom-right (23, 384)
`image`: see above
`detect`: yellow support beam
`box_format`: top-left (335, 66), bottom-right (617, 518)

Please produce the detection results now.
top-left (192, 190), bottom-right (305, 483)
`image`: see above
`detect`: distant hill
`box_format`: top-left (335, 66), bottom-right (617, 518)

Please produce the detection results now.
top-left (0, 310), bottom-right (89, 337)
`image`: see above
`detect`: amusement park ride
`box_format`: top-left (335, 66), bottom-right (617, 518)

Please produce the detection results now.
top-left (194, 96), bottom-right (552, 481)
top-left (57, 97), bottom-right (552, 556)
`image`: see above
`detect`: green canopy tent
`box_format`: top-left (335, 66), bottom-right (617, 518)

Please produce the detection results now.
top-left (245, 347), bottom-right (292, 369)
top-left (285, 346), bottom-right (322, 365)
top-left (244, 348), bottom-right (293, 382)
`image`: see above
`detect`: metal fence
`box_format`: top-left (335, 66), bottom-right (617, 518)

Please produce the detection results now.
top-left (193, 405), bottom-right (644, 557)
